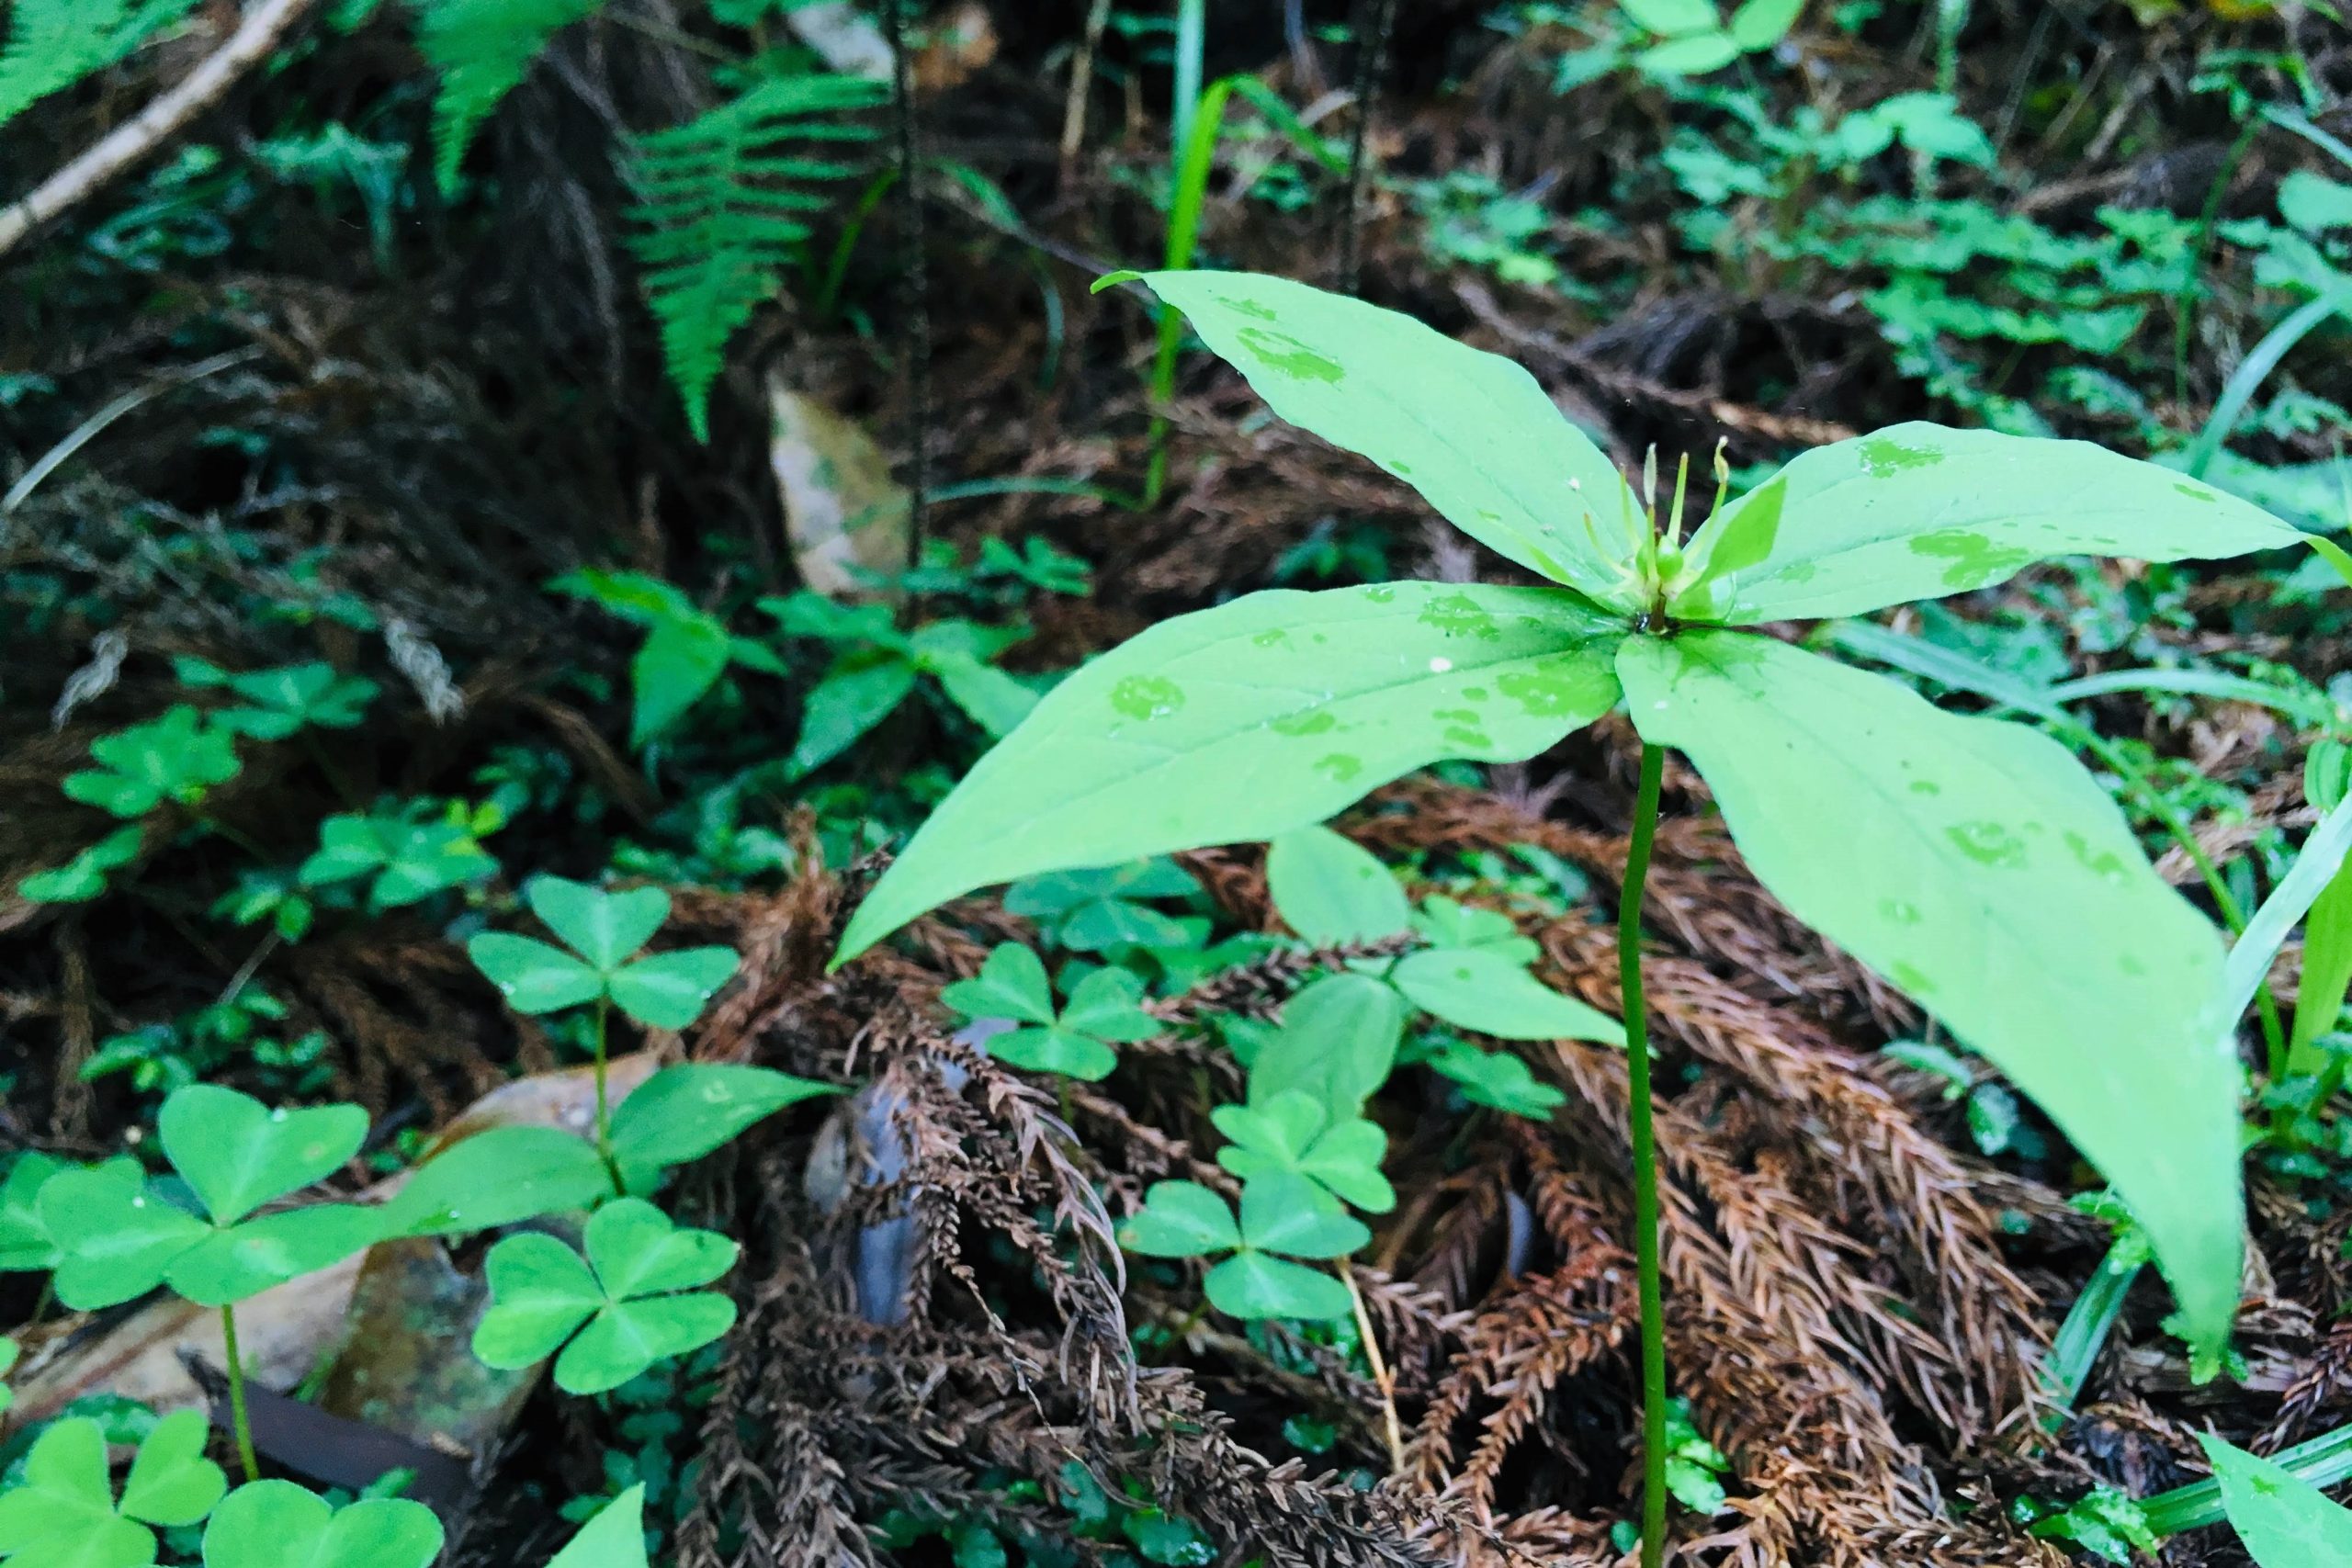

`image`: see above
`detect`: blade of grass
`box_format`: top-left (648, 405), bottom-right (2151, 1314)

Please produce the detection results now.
top-left (2187, 285), bottom-right (2352, 480)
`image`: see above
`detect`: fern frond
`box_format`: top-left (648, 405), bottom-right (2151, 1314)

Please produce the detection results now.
top-left (0, 0), bottom-right (203, 128)
top-left (413, 0), bottom-right (604, 193)
top-left (623, 71), bottom-right (885, 441)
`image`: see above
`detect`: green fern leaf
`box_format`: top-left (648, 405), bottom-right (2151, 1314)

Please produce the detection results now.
top-left (0, 0), bottom-right (203, 127)
top-left (623, 71), bottom-right (884, 441)
top-left (413, 0), bottom-right (605, 193)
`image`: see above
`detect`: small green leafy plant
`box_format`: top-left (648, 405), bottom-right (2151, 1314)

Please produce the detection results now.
top-left (941, 943), bottom-right (1162, 1080)
top-left (1616, 0), bottom-right (1804, 75)
top-left (551, 570), bottom-right (789, 751)
top-left (1121, 1171), bottom-right (1370, 1321)
top-left (0, 1410), bottom-right (225, 1568)
top-left (199, 1479), bottom-right (442, 1568)
top-left (830, 270), bottom-right (2312, 1566)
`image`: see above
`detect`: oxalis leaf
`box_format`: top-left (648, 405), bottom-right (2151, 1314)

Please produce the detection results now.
top-left (547, 1487), bottom-right (650, 1568)
top-left (1618, 628), bottom-right (2242, 1359)
top-left (199, 1481), bottom-right (441, 1568)
top-left (833, 581), bottom-right (1623, 964)
top-left (469, 875), bottom-right (741, 1029)
top-left (0, 1411), bottom-right (226, 1568)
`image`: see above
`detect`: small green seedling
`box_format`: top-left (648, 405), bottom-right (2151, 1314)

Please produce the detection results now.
top-left (0, 1411), bottom-right (226, 1568)
top-left (469, 874), bottom-right (743, 1181)
top-left (550, 570), bottom-right (788, 750)
top-left (299, 805), bottom-right (499, 910)
top-left (198, 1481), bottom-right (441, 1568)
top-left (1618, 0), bottom-right (1803, 75)
top-left (472, 1197), bottom-right (739, 1394)
top-left (62, 705), bottom-right (242, 818)
top-left (762, 592), bottom-right (1040, 777)
top-left (548, 1485), bottom-right (650, 1568)
top-left (2204, 1434), bottom-right (2352, 1565)
top-left (1120, 1171), bottom-right (1370, 1321)
top-left (831, 270), bottom-right (2310, 1566)
top-left (1212, 1090), bottom-right (1394, 1213)
top-left (940, 944), bottom-right (1161, 1079)
top-left (17, 827), bottom-right (143, 903)
top-left (176, 659), bottom-right (377, 739)
top-left (1419, 1035), bottom-right (1567, 1119)
top-left (469, 876), bottom-right (741, 1031)
top-left (1004, 860), bottom-right (1204, 952)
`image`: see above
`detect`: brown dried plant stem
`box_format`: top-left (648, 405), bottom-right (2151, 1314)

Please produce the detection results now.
top-left (1621, 742), bottom-right (1670, 1568)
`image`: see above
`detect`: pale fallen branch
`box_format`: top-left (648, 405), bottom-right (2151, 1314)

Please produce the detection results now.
top-left (0, 0), bottom-right (319, 261)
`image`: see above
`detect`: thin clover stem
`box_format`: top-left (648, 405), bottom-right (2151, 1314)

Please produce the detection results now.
top-left (1341, 1261), bottom-right (1405, 1472)
top-left (220, 1303), bottom-right (259, 1483)
top-left (592, 995), bottom-right (621, 1192)
top-left (1621, 742), bottom-right (1671, 1568)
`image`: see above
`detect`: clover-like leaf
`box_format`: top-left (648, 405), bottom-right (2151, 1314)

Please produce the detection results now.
top-left (528, 876), bottom-right (671, 970)
top-left (1117, 1180), bottom-right (1241, 1258)
top-left (1120, 270), bottom-right (1644, 603)
top-left (1213, 1090), bottom-right (1394, 1213)
top-left (1003, 861), bottom-right (1204, 953)
top-left (17, 827), bottom-right (144, 904)
top-left (472, 1198), bottom-right (739, 1394)
top-left (1411, 896), bottom-right (1540, 964)
top-left (1202, 1251), bottom-right (1355, 1321)
top-left (834, 582), bottom-right (1626, 965)
top-left (467, 933), bottom-right (605, 1014)
top-left (164, 1205), bottom-right (388, 1306)
top-left (1425, 1040), bottom-right (1567, 1120)
top-left (1238, 1171), bottom-right (1372, 1260)
top-left (299, 810), bottom-right (495, 908)
top-left (1669, 423), bottom-right (2302, 626)
top-left (547, 1486), bottom-right (650, 1568)
top-left (0, 1411), bottom-right (226, 1568)
top-left (160, 1084), bottom-right (367, 1227)
top-left (199, 1479), bottom-right (441, 1568)
top-left (941, 943), bottom-right (1057, 1026)
top-left (604, 946), bottom-right (741, 1030)
top-left (38, 1163), bottom-right (210, 1310)
top-left (0, 1153), bottom-right (70, 1271)
top-left (1619, 627), bottom-right (2242, 1358)
top-left (203, 662), bottom-right (378, 740)
top-left (2203, 1434), bottom-right (2352, 1566)
top-left (1391, 947), bottom-right (1623, 1043)
top-left (992, 1024), bottom-right (1118, 1080)
top-left (1057, 968), bottom-right (1162, 1044)
top-left (605, 1065), bottom-right (841, 1190)
top-left (62, 706), bottom-right (242, 818)
top-left (1266, 826), bottom-right (1411, 946)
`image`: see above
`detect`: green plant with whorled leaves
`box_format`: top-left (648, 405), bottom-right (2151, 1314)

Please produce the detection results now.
top-left (829, 269), bottom-right (2313, 1568)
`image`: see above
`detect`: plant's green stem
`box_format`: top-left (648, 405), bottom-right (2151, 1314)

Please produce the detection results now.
top-left (1621, 743), bottom-right (1671, 1568)
top-left (1341, 1261), bottom-right (1405, 1473)
top-left (220, 1303), bottom-right (259, 1483)
top-left (592, 995), bottom-right (621, 1193)
top-left (2036, 1234), bottom-right (2142, 1434)
top-left (1145, 76), bottom-right (1235, 505)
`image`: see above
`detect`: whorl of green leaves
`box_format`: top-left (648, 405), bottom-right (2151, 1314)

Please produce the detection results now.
top-left (623, 70), bottom-right (886, 440)
top-left (0, 0), bottom-right (202, 127)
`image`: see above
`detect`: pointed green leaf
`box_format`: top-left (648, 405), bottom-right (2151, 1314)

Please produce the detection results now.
top-left (791, 657), bottom-right (919, 777)
top-left (158, 1085), bottom-right (367, 1225)
top-left (527, 876), bottom-right (671, 969)
top-left (1671, 423), bottom-right (2305, 625)
top-left (836, 582), bottom-right (1624, 964)
top-left (115, 1410), bottom-right (226, 1527)
top-left (1634, 33), bottom-right (1741, 73)
top-left (606, 1065), bottom-right (840, 1188)
top-left (1203, 1252), bottom-right (1353, 1320)
top-left (925, 650), bottom-right (1040, 738)
top-left (1238, 1172), bottom-right (1370, 1258)
top-left (630, 615), bottom-right (733, 750)
top-left (1619, 628), bottom-right (2241, 1358)
top-left (2288, 861), bottom-right (2352, 1075)
top-left (548, 1487), bottom-right (650, 1568)
top-left (1266, 826), bottom-right (1411, 944)
top-left (379, 1126), bottom-right (616, 1237)
top-left (605, 945), bottom-right (741, 1029)
top-left (1727, 0), bottom-right (1804, 50)
top-left (2202, 1435), bottom-right (2352, 1566)
top-left (2216, 792), bottom-right (2352, 1069)
top-left (1248, 973), bottom-right (1408, 1118)
top-left (1118, 1180), bottom-right (1240, 1258)
top-left (200, 1480), bottom-right (441, 1568)
top-left (1620, 0), bottom-right (1719, 31)
top-left (1130, 271), bottom-right (1642, 599)
top-left (1393, 948), bottom-right (1623, 1042)
top-left (1058, 967), bottom-right (1162, 1043)
top-left (939, 943), bottom-right (1058, 1025)
top-left (467, 932), bottom-right (605, 1014)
